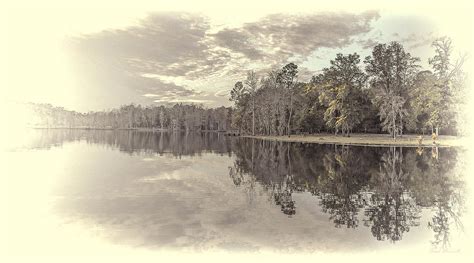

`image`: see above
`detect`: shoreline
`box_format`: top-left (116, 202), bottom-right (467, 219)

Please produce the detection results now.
top-left (28, 127), bottom-right (466, 147)
top-left (28, 127), bottom-right (228, 132)
top-left (242, 134), bottom-right (466, 148)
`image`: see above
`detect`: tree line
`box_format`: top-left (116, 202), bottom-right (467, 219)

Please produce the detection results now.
top-left (30, 103), bottom-right (233, 132)
top-left (230, 37), bottom-right (467, 137)
top-left (30, 37), bottom-right (467, 138)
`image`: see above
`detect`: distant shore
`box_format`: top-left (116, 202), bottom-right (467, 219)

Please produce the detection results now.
top-left (29, 127), bottom-right (466, 147)
top-left (29, 127), bottom-right (227, 132)
top-left (31, 127), bottom-right (169, 131)
top-left (243, 134), bottom-right (466, 147)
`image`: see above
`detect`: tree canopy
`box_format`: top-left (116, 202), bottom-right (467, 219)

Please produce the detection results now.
top-left (31, 38), bottom-right (468, 137)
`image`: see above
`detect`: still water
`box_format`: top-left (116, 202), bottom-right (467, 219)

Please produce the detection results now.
top-left (5, 129), bottom-right (470, 253)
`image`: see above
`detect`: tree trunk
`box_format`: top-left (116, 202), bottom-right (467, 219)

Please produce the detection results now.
top-left (287, 96), bottom-right (293, 137)
top-left (399, 114), bottom-right (403, 137)
top-left (252, 99), bottom-right (255, 136)
top-left (252, 139), bottom-right (255, 171)
top-left (393, 110), bottom-right (396, 140)
top-left (287, 112), bottom-right (292, 137)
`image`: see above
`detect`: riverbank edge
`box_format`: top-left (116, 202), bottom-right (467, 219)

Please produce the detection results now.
top-left (242, 134), bottom-right (466, 148)
top-left (29, 127), bottom-right (226, 132)
top-left (28, 127), bottom-right (466, 147)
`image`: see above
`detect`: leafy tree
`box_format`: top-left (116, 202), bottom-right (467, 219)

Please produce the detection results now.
top-left (377, 89), bottom-right (408, 138)
top-left (230, 81), bottom-right (250, 133)
top-left (293, 82), bottom-right (326, 133)
top-left (365, 42), bottom-right (420, 139)
top-left (230, 81), bottom-right (247, 105)
top-left (277, 63), bottom-right (299, 136)
top-left (314, 53), bottom-right (367, 136)
top-left (409, 70), bottom-right (441, 134)
top-left (244, 71), bottom-right (259, 136)
top-left (32, 38), bottom-right (467, 137)
top-left (428, 37), bottom-right (467, 135)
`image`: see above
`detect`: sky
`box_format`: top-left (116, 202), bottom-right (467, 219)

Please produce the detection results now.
top-left (3, 1), bottom-right (473, 112)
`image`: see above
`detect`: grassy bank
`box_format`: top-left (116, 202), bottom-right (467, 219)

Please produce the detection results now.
top-left (243, 133), bottom-right (467, 147)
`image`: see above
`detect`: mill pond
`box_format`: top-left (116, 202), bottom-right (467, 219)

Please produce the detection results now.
top-left (5, 129), bottom-right (469, 253)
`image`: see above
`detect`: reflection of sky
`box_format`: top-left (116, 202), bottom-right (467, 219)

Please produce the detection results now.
top-left (6, 139), bottom-right (469, 254)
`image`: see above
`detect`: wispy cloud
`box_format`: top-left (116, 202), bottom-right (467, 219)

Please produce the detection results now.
top-left (212, 11), bottom-right (380, 65)
top-left (67, 11), bottom-right (381, 109)
top-left (153, 99), bottom-right (212, 104)
top-left (398, 32), bottom-right (437, 49)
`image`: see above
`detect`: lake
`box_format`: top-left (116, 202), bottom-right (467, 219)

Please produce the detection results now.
top-left (4, 129), bottom-right (470, 254)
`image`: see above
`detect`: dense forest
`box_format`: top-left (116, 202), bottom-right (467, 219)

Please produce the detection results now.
top-left (29, 102), bottom-right (233, 132)
top-left (30, 37), bottom-right (467, 137)
top-left (230, 37), bottom-right (467, 137)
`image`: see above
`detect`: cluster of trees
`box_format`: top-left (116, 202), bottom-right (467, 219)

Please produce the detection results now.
top-left (29, 103), bottom-right (232, 132)
top-left (229, 138), bottom-right (464, 247)
top-left (30, 37), bottom-right (466, 138)
top-left (230, 37), bottom-right (467, 137)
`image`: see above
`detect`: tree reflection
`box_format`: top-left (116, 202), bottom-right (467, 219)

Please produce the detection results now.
top-left (363, 147), bottom-right (421, 242)
top-left (271, 175), bottom-right (297, 216)
top-left (229, 139), bottom-right (465, 246)
top-left (26, 129), bottom-right (465, 247)
top-left (426, 148), bottom-right (465, 252)
top-left (405, 146), bottom-right (465, 251)
top-left (318, 145), bottom-right (372, 228)
top-left (25, 129), bottom-right (234, 157)
top-left (428, 197), bottom-right (465, 252)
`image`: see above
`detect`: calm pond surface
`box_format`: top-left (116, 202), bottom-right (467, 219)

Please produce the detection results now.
top-left (5, 129), bottom-right (470, 253)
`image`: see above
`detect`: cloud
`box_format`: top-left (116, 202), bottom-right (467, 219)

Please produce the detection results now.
top-left (297, 66), bottom-right (317, 82)
top-left (70, 13), bottom-right (229, 77)
top-left (357, 38), bottom-right (380, 49)
top-left (212, 11), bottom-right (380, 65)
top-left (66, 11), bottom-right (380, 110)
top-left (153, 98), bottom-right (212, 104)
top-left (212, 29), bottom-right (265, 60)
top-left (214, 90), bottom-right (230, 97)
top-left (67, 13), bottom-right (215, 109)
top-left (143, 94), bottom-right (161, 98)
top-left (398, 32), bottom-right (437, 49)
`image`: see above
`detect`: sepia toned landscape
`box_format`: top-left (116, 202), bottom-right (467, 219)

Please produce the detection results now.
top-left (2, 1), bottom-right (473, 262)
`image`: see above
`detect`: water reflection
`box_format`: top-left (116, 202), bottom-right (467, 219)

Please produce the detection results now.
top-left (229, 139), bottom-right (465, 249)
top-left (26, 129), bottom-right (234, 157)
top-left (20, 129), bottom-right (467, 251)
